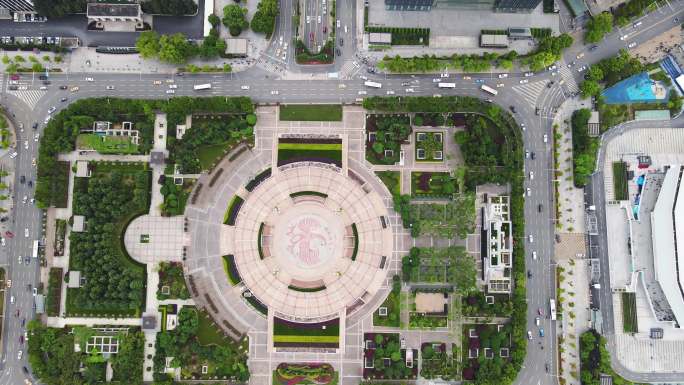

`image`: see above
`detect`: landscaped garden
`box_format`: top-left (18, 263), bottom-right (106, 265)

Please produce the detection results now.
top-left (621, 292), bottom-right (638, 334)
top-left (612, 161), bottom-right (629, 201)
top-left (279, 104), bottom-right (343, 121)
top-left (47, 267), bottom-right (63, 316)
top-left (160, 176), bottom-right (195, 216)
top-left (408, 290), bottom-right (450, 329)
top-left (411, 172), bottom-right (455, 198)
top-left (462, 292), bottom-right (514, 317)
top-left (363, 333), bottom-right (418, 380)
top-left (277, 138), bottom-right (343, 167)
top-left (76, 133), bottom-right (139, 154)
top-left (273, 317), bottom-right (340, 349)
top-left (273, 363), bottom-right (338, 385)
top-left (579, 329), bottom-right (633, 385)
top-left (420, 342), bottom-right (460, 380)
top-left (461, 323), bottom-right (512, 381)
top-left (400, 195), bottom-right (475, 238)
top-left (401, 247), bottom-right (476, 292)
top-left (153, 306), bottom-right (250, 382)
top-left (365, 114), bottom-right (411, 165)
top-left (376, 171), bottom-right (401, 195)
top-left (157, 262), bottom-right (190, 300)
top-left (67, 162), bottom-right (150, 317)
top-left (54, 219), bottom-right (66, 256)
top-left (415, 132), bottom-right (444, 162)
top-left (295, 39), bottom-right (334, 64)
top-left (373, 275), bottom-right (402, 327)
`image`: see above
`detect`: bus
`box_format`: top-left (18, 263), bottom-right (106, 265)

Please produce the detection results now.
top-left (364, 81), bottom-right (382, 88)
top-left (32, 240), bottom-right (39, 259)
top-left (481, 84), bottom-right (498, 95)
top-left (438, 82), bottom-right (456, 88)
top-left (193, 83), bottom-right (212, 91)
top-left (549, 299), bottom-right (556, 321)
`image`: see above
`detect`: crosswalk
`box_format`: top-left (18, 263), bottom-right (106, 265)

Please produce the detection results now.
top-left (255, 54), bottom-right (286, 76)
top-left (339, 60), bottom-right (360, 79)
top-left (6, 89), bottom-right (45, 109)
top-left (558, 59), bottom-right (580, 93)
top-left (511, 79), bottom-right (549, 107)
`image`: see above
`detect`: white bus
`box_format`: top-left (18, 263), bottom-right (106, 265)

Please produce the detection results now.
top-left (32, 240), bottom-right (39, 259)
top-left (438, 82), bottom-right (456, 88)
top-left (481, 84), bottom-right (498, 95)
top-left (193, 83), bottom-right (212, 91)
top-left (549, 299), bottom-right (557, 321)
top-left (364, 81), bottom-right (382, 88)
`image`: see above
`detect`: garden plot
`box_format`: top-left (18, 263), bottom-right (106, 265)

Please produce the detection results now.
top-left (409, 194), bottom-right (475, 238)
top-left (402, 247), bottom-right (476, 291)
top-left (415, 132), bottom-right (444, 162)
top-left (420, 342), bottom-right (460, 380)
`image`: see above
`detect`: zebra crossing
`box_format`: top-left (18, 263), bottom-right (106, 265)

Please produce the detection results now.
top-left (557, 59), bottom-right (580, 93)
top-left (339, 60), bottom-right (360, 79)
top-left (511, 79), bottom-right (549, 107)
top-left (6, 89), bottom-right (46, 109)
top-left (255, 54), bottom-right (286, 75)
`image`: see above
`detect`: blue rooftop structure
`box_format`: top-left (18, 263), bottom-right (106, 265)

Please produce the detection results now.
top-left (601, 72), bottom-right (667, 104)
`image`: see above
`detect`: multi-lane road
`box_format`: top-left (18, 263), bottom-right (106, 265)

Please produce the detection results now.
top-left (0, 2), bottom-right (681, 385)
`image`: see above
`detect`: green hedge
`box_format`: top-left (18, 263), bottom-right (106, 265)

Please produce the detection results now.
top-left (612, 162), bottom-right (629, 201)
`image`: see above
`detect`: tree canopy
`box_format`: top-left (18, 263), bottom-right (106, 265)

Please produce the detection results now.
top-left (584, 12), bottom-right (614, 43)
top-left (33, 0), bottom-right (87, 18)
top-left (141, 0), bottom-right (198, 15)
top-left (250, 0), bottom-right (279, 37)
top-left (222, 5), bottom-right (249, 36)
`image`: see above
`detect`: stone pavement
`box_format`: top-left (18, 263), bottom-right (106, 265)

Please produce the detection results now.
top-left (557, 259), bottom-right (591, 385)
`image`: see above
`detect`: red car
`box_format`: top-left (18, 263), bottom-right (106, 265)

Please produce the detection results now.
top-left (4, 231), bottom-right (13, 238)
top-left (323, 26), bottom-right (327, 33)
top-left (19, 335), bottom-right (23, 344)
top-left (10, 74), bottom-right (19, 81)
top-left (537, 308), bottom-right (543, 315)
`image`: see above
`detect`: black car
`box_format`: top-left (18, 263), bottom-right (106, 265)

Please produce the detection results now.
top-left (339, 37), bottom-right (344, 47)
top-left (60, 97), bottom-right (68, 102)
top-left (20, 175), bottom-right (25, 184)
top-left (535, 107), bottom-right (540, 115)
top-left (531, 151), bottom-right (536, 160)
top-left (42, 80), bottom-right (51, 85)
top-left (176, 72), bottom-right (184, 76)
top-left (335, 48), bottom-right (341, 56)
top-left (527, 270), bottom-right (532, 278)
top-left (23, 366), bottom-right (28, 374)
top-left (538, 203), bottom-right (543, 212)
top-left (39, 75), bottom-right (47, 80)
top-left (589, 45), bottom-right (598, 51)
top-left (32, 123), bottom-right (38, 129)
top-left (509, 106), bottom-right (516, 113)
top-left (28, 180), bottom-right (33, 187)
top-left (59, 85), bottom-right (68, 90)
top-left (8, 85), bottom-right (17, 91)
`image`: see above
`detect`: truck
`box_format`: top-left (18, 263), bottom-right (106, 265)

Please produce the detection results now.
top-left (364, 81), bottom-right (382, 88)
top-left (438, 82), bottom-right (456, 88)
top-left (480, 84), bottom-right (498, 95)
top-left (193, 83), bottom-right (212, 91)
top-left (549, 299), bottom-right (556, 321)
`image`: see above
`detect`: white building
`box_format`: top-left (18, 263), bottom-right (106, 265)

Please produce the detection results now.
top-left (483, 195), bottom-right (512, 293)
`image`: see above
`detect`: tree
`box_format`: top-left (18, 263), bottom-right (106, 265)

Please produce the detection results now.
top-left (42, 55), bottom-right (51, 62)
top-left (250, 0), bottom-right (278, 37)
top-left (586, 66), bottom-right (604, 82)
top-left (1, 55), bottom-right (10, 65)
top-left (136, 31), bottom-right (161, 59)
top-left (32, 62), bottom-right (44, 72)
top-left (33, 0), bottom-right (88, 18)
top-left (14, 55), bottom-right (24, 63)
top-left (579, 80), bottom-right (601, 98)
top-left (140, 0), bottom-right (198, 15)
top-left (208, 13), bottom-right (221, 27)
top-left (584, 12), bottom-right (613, 43)
top-left (222, 4), bottom-right (249, 36)
top-left (158, 33), bottom-right (193, 64)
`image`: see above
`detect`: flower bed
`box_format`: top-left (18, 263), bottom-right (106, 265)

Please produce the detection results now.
top-left (273, 363), bottom-right (338, 385)
top-left (365, 114), bottom-right (411, 165)
top-left (273, 317), bottom-right (340, 348)
top-left (415, 132), bottom-right (444, 162)
top-left (411, 172), bottom-right (454, 198)
top-left (363, 333), bottom-right (418, 380)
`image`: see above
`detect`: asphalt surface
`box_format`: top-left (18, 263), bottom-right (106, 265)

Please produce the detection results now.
top-left (0, 2), bottom-right (681, 385)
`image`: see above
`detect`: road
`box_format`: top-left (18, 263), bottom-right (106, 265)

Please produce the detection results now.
top-left (0, 2), bottom-right (681, 385)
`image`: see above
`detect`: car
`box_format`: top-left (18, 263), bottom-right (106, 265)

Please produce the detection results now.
top-left (17, 350), bottom-right (22, 360)
top-left (527, 270), bottom-right (532, 278)
top-left (339, 37), bottom-right (344, 46)
top-left (32, 287), bottom-right (37, 296)
top-left (405, 88), bottom-right (415, 93)
top-left (519, 79), bottom-right (528, 84)
top-left (60, 97), bottom-right (67, 102)
top-left (169, 84), bottom-right (178, 89)
top-left (627, 42), bottom-right (637, 48)
top-left (577, 65), bottom-right (587, 72)
top-left (85, 77), bottom-right (94, 82)
top-left (360, 75), bottom-right (368, 80)
top-left (18, 255), bottom-right (22, 264)
top-left (24, 256), bottom-right (30, 265)
top-left (9, 152), bottom-right (18, 159)
top-left (32, 123), bottom-right (38, 130)
top-left (538, 203), bottom-right (543, 212)
top-left (176, 72), bottom-right (184, 76)
top-left (306, 15), bottom-right (310, 23)
top-left (539, 328), bottom-right (544, 337)
top-left (496, 83), bottom-right (504, 88)
top-left (39, 86), bottom-right (47, 90)
top-left (44, 116), bottom-right (51, 124)
top-left (22, 366), bottom-right (28, 375)
top-left (590, 45), bottom-right (599, 51)
top-left (551, 71), bottom-right (557, 76)
top-left (521, 124), bottom-right (526, 131)
top-left (22, 195), bottom-right (27, 204)
top-left (241, 85), bottom-right (250, 90)
top-left (535, 316), bottom-right (540, 325)
top-left (576, 52), bottom-right (585, 59)
top-left (528, 234), bottom-right (533, 243)
top-left (20, 176), bottom-right (25, 184)
top-left (318, 15), bottom-right (321, 23)
top-left (10, 296), bottom-right (15, 304)
top-left (538, 307), bottom-right (543, 316)
top-left (165, 90), bottom-right (175, 94)
top-left (24, 140), bottom-right (28, 150)
top-left (106, 85), bottom-right (115, 90)
top-left (386, 90), bottom-right (395, 95)
top-left (509, 106), bottom-right (516, 113)
top-left (47, 106), bottom-right (56, 114)
top-left (529, 171), bottom-right (534, 180)
top-left (432, 78), bottom-right (441, 83)
top-left (524, 72), bottom-right (534, 77)
top-left (462, 76), bottom-right (470, 80)
top-left (545, 363), bottom-right (549, 373)
top-left (18, 85), bottom-right (28, 90)
top-left (401, 82), bottom-right (411, 86)
top-left (336, 19), bottom-right (340, 28)
top-left (548, 64), bottom-right (557, 71)
top-left (531, 152), bottom-right (536, 160)
top-left (441, 73), bottom-right (449, 78)
top-left (358, 90), bottom-right (367, 95)
top-left (30, 198), bottom-right (34, 205)
top-left (533, 251), bottom-right (537, 260)
top-left (165, 79), bottom-right (174, 83)
top-left (526, 188), bottom-right (531, 197)
top-left (485, 99), bottom-right (493, 103)
top-left (153, 80), bottom-right (162, 85)
top-left (498, 73), bottom-right (508, 78)
top-left (282, 54), bottom-right (286, 61)
top-left (525, 150), bottom-right (530, 158)
top-left (543, 134), bottom-right (548, 143)
top-left (8, 85), bottom-right (18, 91)
top-left (71, 86), bottom-right (79, 92)
top-left (1, 238), bottom-right (5, 247)
top-left (335, 48), bottom-right (341, 56)
top-left (10, 74), bottom-right (19, 81)
top-left (271, 90), bottom-right (279, 95)
top-left (527, 331), bottom-right (533, 340)
top-left (24, 228), bottom-right (29, 238)
top-left (5, 279), bottom-right (10, 288)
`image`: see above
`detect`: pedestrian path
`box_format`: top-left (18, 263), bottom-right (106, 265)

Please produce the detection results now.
top-left (6, 89), bottom-right (45, 110)
top-left (511, 79), bottom-right (549, 107)
top-left (558, 59), bottom-right (580, 93)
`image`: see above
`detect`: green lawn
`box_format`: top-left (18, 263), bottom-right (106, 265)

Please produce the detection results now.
top-left (277, 143), bottom-right (343, 166)
top-left (373, 290), bottom-right (401, 327)
top-left (76, 134), bottom-right (139, 154)
top-left (376, 171), bottom-right (401, 195)
top-left (197, 308), bottom-right (234, 347)
top-left (197, 142), bottom-right (232, 170)
top-left (612, 162), bottom-right (629, 201)
top-left (279, 105), bottom-right (343, 121)
top-left (621, 292), bottom-right (638, 333)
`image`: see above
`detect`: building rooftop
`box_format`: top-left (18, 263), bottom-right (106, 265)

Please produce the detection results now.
top-left (480, 34), bottom-right (509, 47)
top-left (369, 32), bottom-right (392, 44)
top-left (68, 270), bottom-right (81, 289)
top-left (35, 294), bottom-right (44, 314)
top-left (73, 215), bottom-right (85, 232)
top-left (225, 38), bottom-right (248, 55)
top-left (87, 3), bottom-right (140, 17)
top-left (76, 161), bottom-right (90, 178)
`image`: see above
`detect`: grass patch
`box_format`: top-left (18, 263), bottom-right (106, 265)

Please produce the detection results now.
top-left (280, 104), bottom-right (343, 121)
top-left (257, 223), bottom-right (265, 259)
top-left (277, 142), bottom-right (342, 167)
top-left (376, 171), bottom-right (401, 195)
top-left (274, 363), bottom-right (338, 385)
top-left (288, 285), bottom-right (326, 292)
top-left (411, 172), bottom-right (455, 198)
top-left (197, 141), bottom-right (233, 171)
top-left (76, 134), bottom-right (139, 154)
top-left (351, 223), bottom-right (359, 261)
top-left (196, 308), bottom-right (234, 347)
top-left (222, 255), bottom-right (242, 285)
top-left (273, 335), bottom-right (340, 343)
top-left (157, 262), bottom-right (190, 300)
top-left (621, 292), bottom-right (638, 333)
top-left (612, 162), bottom-right (629, 201)
top-left (290, 191), bottom-right (328, 199)
top-left (415, 132), bottom-right (444, 162)
top-left (365, 26), bottom-right (430, 45)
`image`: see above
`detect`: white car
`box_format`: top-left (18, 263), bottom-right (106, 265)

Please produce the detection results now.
top-left (543, 134), bottom-right (548, 143)
top-left (169, 84), bottom-right (178, 89)
top-left (10, 296), bottom-right (15, 304)
top-left (153, 80), bottom-right (162, 85)
top-left (527, 331), bottom-right (533, 340)
top-left (498, 73), bottom-right (508, 79)
top-left (532, 251), bottom-right (537, 260)
top-left (32, 287), bottom-right (37, 296)
top-left (44, 116), bottom-right (51, 124)
top-left (306, 15), bottom-right (310, 23)
top-left (9, 152), bottom-right (17, 159)
top-left (336, 19), bottom-right (340, 28)
top-left (166, 89), bottom-right (175, 94)
top-left (526, 188), bottom-right (531, 197)
top-left (39, 86), bottom-right (47, 90)
top-left (528, 234), bottom-right (534, 243)
top-left (529, 171), bottom-right (534, 180)
top-left (22, 195), bottom-right (27, 204)
top-left (32, 158), bottom-right (36, 167)
top-left (386, 90), bottom-right (395, 95)
top-left (405, 88), bottom-right (415, 93)
top-left (577, 66), bottom-right (587, 73)
top-left (551, 72), bottom-right (557, 76)
top-left (548, 64), bottom-right (557, 71)
top-left (620, 34), bottom-right (628, 41)
top-left (47, 106), bottom-right (56, 114)
top-left (241, 85), bottom-right (250, 90)
top-left (85, 77), bottom-right (94, 82)
top-left (18, 255), bottom-right (22, 264)
top-left (318, 15), bottom-right (321, 23)
top-left (17, 350), bottom-right (22, 360)
top-left (360, 75), bottom-right (368, 80)
top-left (519, 79), bottom-right (529, 84)
top-left (433, 78), bottom-right (441, 83)
top-left (106, 85), bottom-right (115, 90)
top-left (535, 316), bottom-right (540, 325)
top-left (627, 42), bottom-right (637, 48)
top-left (524, 72), bottom-right (534, 77)
top-left (34, 133), bottom-right (39, 142)
top-left (441, 73), bottom-right (449, 78)
top-left (358, 90), bottom-right (367, 95)
top-left (24, 228), bottom-right (29, 238)
top-left (633, 21), bottom-right (642, 28)
top-left (24, 141), bottom-right (28, 150)
top-left (271, 90), bottom-right (279, 95)
top-left (576, 52), bottom-right (585, 59)
top-left (1, 238), bottom-right (5, 246)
